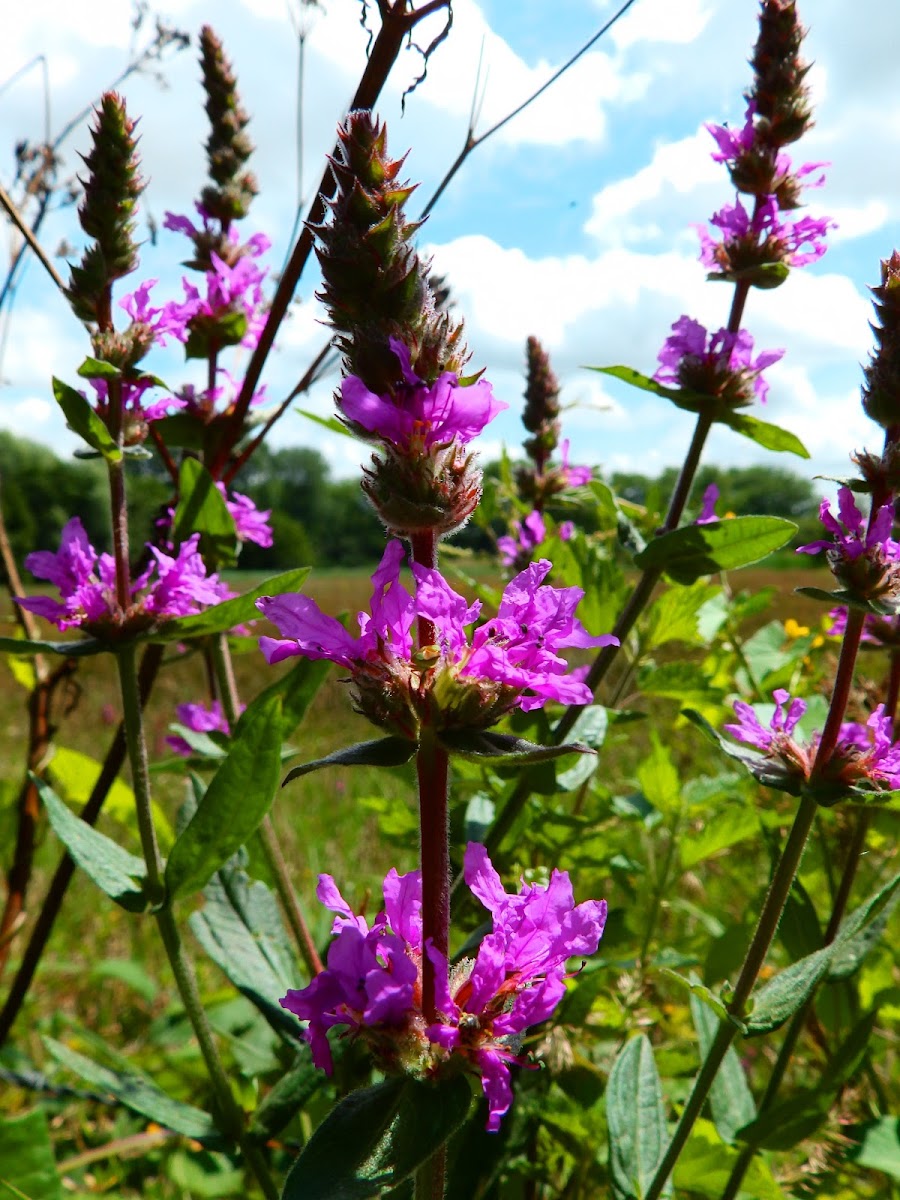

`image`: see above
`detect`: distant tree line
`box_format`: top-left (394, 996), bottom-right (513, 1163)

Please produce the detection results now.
top-left (0, 430), bottom-right (824, 575)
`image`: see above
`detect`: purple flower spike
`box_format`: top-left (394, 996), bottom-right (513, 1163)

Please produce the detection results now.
top-left (18, 518), bottom-right (232, 634)
top-left (655, 316), bottom-right (784, 408)
top-left (797, 487), bottom-right (898, 561)
top-left (697, 194), bottom-right (835, 275)
top-left (498, 511), bottom-right (546, 567)
top-left (279, 846), bottom-right (606, 1131)
top-left (339, 338), bottom-right (507, 452)
top-left (257, 541), bottom-right (617, 735)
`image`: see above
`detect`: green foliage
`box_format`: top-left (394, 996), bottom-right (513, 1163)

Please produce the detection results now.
top-left (633, 516), bottom-right (797, 584)
top-left (165, 692), bottom-right (283, 901)
top-left (0, 1110), bottom-right (62, 1200)
top-left (171, 458), bottom-right (237, 566)
top-left (280, 1075), bottom-right (472, 1199)
top-left (607, 1035), bottom-right (671, 1200)
top-left (52, 376), bottom-right (122, 462)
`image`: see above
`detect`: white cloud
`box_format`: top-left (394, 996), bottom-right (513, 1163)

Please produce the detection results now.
top-left (605, 0), bottom-right (714, 51)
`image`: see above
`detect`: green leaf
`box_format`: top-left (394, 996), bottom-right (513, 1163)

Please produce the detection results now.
top-left (76, 355), bottom-right (121, 381)
top-left (165, 725), bottom-right (227, 760)
top-left (143, 567), bottom-right (311, 643)
top-left (690, 994), bottom-right (755, 1144)
top-left (151, 412), bottom-right (205, 450)
top-left (0, 1110), bottom-right (62, 1200)
top-left (165, 693), bottom-right (283, 902)
top-left (437, 729), bottom-right (595, 767)
top-left (248, 1053), bottom-right (327, 1142)
top-left (586, 365), bottom-right (708, 415)
top-left (189, 849), bottom-right (299, 1039)
top-left (281, 1074), bottom-right (471, 1199)
top-left (719, 412), bottom-right (809, 458)
top-left (43, 1036), bottom-right (222, 1146)
top-left (250, 657), bottom-right (331, 740)
top-left (0, 635), bottom-right (104, 658)
top-left (171, 459), bottom-right (237, 566)
top-left (185, 309), bottom-right (247, 358)
top-left (607, 1034), bottom-right (671, 1200)
top-left (38, 781), bottom-right (147, 912)
top-left (846, 1117), bottom-right (900, 1179)
top-left (636, 733), bottom-right (680, 815)
top-left (637, 661), bottom-right (717, 706)
top-left (679, 806), bottom-right (760, 870)
top-left (283, 736), bottom-right (417, 786)
top-left (89, 957), bottom-right (159, 1003)
top-left (52, 376), bottom-right (122, 461)
top-left (736, 1088), bottom-right (830, 1151)
top-left (827, 877), bottom-right (900, 980)
top-left (296, 408), bottom-right (359, 439)
top-left (746, 870), bottom-right (900, 1034)
top-left (662, 972), bottom-right (732, 1025)
top-left (555, 706), bottom-right (608, 792)
top-left (643, 582), bottom-right (723, 649)
top-left (795, 585), bottom-right (899, 616)
top-left (671, 1118), bottom-right (786, 1199)
top-left (634, 517), bottom-right (797, 584)
top-left (682, 708), bottom-right (804, 794)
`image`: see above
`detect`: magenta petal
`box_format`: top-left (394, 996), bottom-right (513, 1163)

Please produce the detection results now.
top-left (475, 1048), bottom-right (514, 1132)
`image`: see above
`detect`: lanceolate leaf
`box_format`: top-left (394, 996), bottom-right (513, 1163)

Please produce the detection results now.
top-left (38, 781), bottom-right (147, 912)
top-left (690, 994), bottom-right (755, 1144)
top-left (0, 635), bottom-right (104, 658)
top-left (607, 1034), bottom-right (671, 1199)
top-left (144, 567), bottom-right (311, 642)
top-left (437, 729), bottom-right (595, 766)
top-left (165, 693), bottom-right (283, 902)
top-left (585, 365), bottom-right (708, 415)
top-left (634, 517), bottom-right (796, 584)
top-left (52, 376), bottom-right (122, 461)
top-left (297, 408), bottom-right (359, 439)
top-left (281, 1074), bottom-right (472, 1199)
top-left (746, 870), bottom-right (900, 1034)
top-left (251, 656), bottom-right (332, 740)
top-left (795, 585), bottom-right (900, 616)
top-left (248, 1053), bottom-right (328, 1142)
top-left (171, 458), bottom-right (237, 566)
top-left (0, 1109), bottom-right (62, 1200)
top-left (189, 849), bottom-right (300, 1039)
top-left (43, 1037), bottom-right (222, 1147)
top-left (719, 411), bottom-right (809, 458)
top-left (282, 736), bottom-right (418, 786)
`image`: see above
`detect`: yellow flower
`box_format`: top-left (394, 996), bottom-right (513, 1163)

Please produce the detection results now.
top-left (784, 617), bottom-right (810, 638)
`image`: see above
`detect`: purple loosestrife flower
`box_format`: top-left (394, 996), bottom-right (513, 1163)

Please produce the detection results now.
top-left (166, 699), bottom-right (242, 756)
top-left (178, 368), bottom-right (268, 423)
top-left (118, 278), bottom-right (184, 348)
top-left (697, 194), bottom-right (834, 276)
top-left (257, 540), bottom-right (616, 738)
top-left (828, 607), bottom-right (900, 648)
top-left (18, 517), bottom-right (232, 635)
top-left (655, 316), bottom-right (784, 409)
top-left (558, 440), bottom-right (592, 488)
top-left (340, 338), bottom-right (506, 452)
top-left (214, 483), bottom-right (273, 547)
top-left (725, 689), bottom-right (900, 800)
top-left (696, 483), bottom-right (720, 524)
top-left (798, 486), bottom-right (900, 607)
top-left (89, 377), bottom-right (185, 438)
top-left (498, 512), bottom-right (574, 570)
top-left (279, 844), bottom-right (606, 1131)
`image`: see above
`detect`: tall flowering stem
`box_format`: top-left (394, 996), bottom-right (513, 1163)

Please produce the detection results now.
top-left (644, 608), bottom-right (866, 1200)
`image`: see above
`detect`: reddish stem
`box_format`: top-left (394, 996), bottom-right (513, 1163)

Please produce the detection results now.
top-left (410, 528), bottom-right (449, 1022)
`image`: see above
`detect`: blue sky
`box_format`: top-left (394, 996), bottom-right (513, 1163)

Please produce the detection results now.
top-left (1, 0), bottom-right (897, 492)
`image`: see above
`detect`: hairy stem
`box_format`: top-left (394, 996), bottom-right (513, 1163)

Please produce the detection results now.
top-left (117, 641), bottom-right (278, 1198)
top-left (645, 607), bottom-right (866, 1200)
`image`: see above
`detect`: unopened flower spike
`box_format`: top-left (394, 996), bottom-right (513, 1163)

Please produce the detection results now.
top-left (199, 25), bottom-right (258, 228)
top-left (66, 93), bottom-right (144, 326)
top-left (515, 339), bottom-right (592, 509)
top-left (257, 540), bottom-right (617, 739)
top-left (862, 251), bottom-right (900, 432)
top-left (278, 845), bottom-right (607, 1131)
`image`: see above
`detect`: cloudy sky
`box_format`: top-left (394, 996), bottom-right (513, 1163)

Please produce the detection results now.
top-left (1, 0), bottom-right (898, 490)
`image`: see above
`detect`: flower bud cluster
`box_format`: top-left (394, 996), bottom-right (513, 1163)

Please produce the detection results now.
top-left (861, 252), bottom-right (900, 433)
top-left (198, 25), bottom-right (258, 229)
top-left (654, 316), bottom-right (784, 413)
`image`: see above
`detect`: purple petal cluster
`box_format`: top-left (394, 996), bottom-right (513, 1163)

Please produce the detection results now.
top-left (118, 278), bottom-right (184, 348)
top-left (655, 316), bottom-right (784, 406)
top-left (695, 483), bottom-right (720, 525)
top-left (340, 338), bottom-right (507, 451)
top-left (498, 511), bottom-right (573, 569)
top-left (725, 688), bottom-right (900, 794)
top-left (279, 844), bottom-right (606, 1131)
top-left (558, 440), bottom-right (592, 488)
top-left (798, 488), bottom-right (898, 562)
top-left (166, 699), bottom-right (240, 756)
top-left (178, 369), bottom-right (269, 423)
top-left (697, 195), bottom-right (834, 273)
top-left (257, 540), bottom-right (616, 731)
top-left (215, 483), bottom-right (273, 547)
top-left (18, 517), bottom-right (232, 632)
top-left (89, 377), bottom-right (185, 428)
